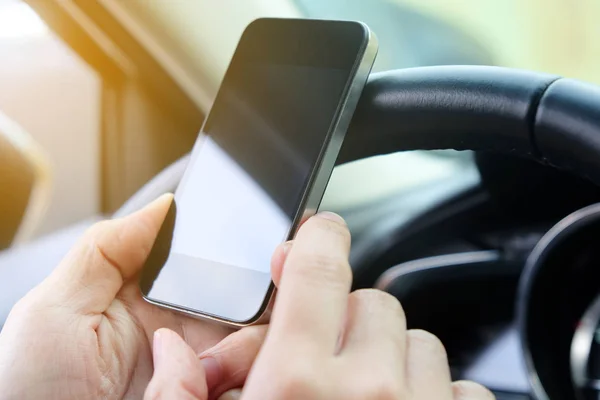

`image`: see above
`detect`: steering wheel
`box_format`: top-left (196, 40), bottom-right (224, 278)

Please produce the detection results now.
top-left (337, 65), bottom-right (600, 400)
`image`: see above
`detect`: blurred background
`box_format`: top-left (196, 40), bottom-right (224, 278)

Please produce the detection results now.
top-left (0, 0), bottom-right (599, 249)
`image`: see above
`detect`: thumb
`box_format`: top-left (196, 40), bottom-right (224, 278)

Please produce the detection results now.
top-left (145, 328), bottom-right (208, 400)
top-left (38, 194), bottom-right (173, 315)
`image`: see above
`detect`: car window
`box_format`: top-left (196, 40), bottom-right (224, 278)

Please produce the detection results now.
top-left (0, 0), bottom-right (101, 239)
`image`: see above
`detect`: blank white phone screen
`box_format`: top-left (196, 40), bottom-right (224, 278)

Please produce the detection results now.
top-left (143, 63), bottom-right (349, 322)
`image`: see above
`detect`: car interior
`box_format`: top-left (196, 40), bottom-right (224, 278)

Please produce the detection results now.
top-left (1, 1), bottom-right (600, 399)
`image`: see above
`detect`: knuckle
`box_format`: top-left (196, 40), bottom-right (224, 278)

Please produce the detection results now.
top-left (178, 379), bottom-right (207, 399)
top-left (10, 288), bottom-right (46, 317)
top-left (274, 368), bottom-right (319, 399)
top-left (351, 289), bottom-right (406, 328)
top-left (242, 324), bottom-right (268, 343)
top-left (85, 219), bottom-right (127, 252)
top-left (407, 329), bottom-right (448, 360)
top-left (452, 380), bottom-right (495, 400)
top-left (296, 253), bottom-right (352, 287)
top-left (83, 219), bottom-right (132, 276)
top-left (7, 298), bottom-right (34, 325)
top-left (231, 324), bottom-right (268, 350)
top-left (352, 379), bottom-right (402, 400)
top-left (342, 369), bottom-right (403, 400)
top-left (11, 296), bottom-right (32, 315)
top-left (87, 219), bottom-right (112, 237)
top-left (83, 221), bottom-right (114, 253)
top-left (352, 289), bottom-right (405, 315)
top-left (373, 386), bottom-right (402, 400)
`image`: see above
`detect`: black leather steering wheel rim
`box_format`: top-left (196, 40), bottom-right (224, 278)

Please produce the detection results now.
top-left (339, 66), bottom-right (600, 186)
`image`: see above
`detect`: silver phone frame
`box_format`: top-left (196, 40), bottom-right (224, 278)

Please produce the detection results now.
top-left (142, 19), bottom-right (378, 328)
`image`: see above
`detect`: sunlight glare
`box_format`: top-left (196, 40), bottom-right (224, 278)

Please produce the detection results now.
top-left (0, 1), bottom-right (48, 39)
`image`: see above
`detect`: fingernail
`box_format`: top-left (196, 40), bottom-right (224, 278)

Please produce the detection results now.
top-left (200, 356), bottom-right (222, 390)
top-left (282, 241), bottom-right (293, 255)
top-left (218, 389), bottom-right (242, 400)
top-left (153, 330), bottom-right (164, 367)
top-left (317, 211), bottom-right (346, 225)
top-left (158, 192), bottom-right (173, 200)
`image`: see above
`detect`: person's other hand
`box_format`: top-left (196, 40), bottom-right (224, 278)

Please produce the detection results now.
top-left (147, 212), bottom-right (495, 399)
top-left (144, 326), bottom-right (266, 400)
top-left (0, 195), bottom-right (242, 399)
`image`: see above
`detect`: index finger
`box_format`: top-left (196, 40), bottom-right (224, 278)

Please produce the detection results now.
top-left (268, 212), bottom-right (352, 354)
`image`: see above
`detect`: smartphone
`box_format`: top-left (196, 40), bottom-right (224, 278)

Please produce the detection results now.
top-left (139, 18), bottom-right (377, 326)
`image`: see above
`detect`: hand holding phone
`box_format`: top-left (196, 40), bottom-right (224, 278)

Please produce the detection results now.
top-left (144, 213), bottom-right (495, 400)
top-left (140, 18), bottom-right (378, 326)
